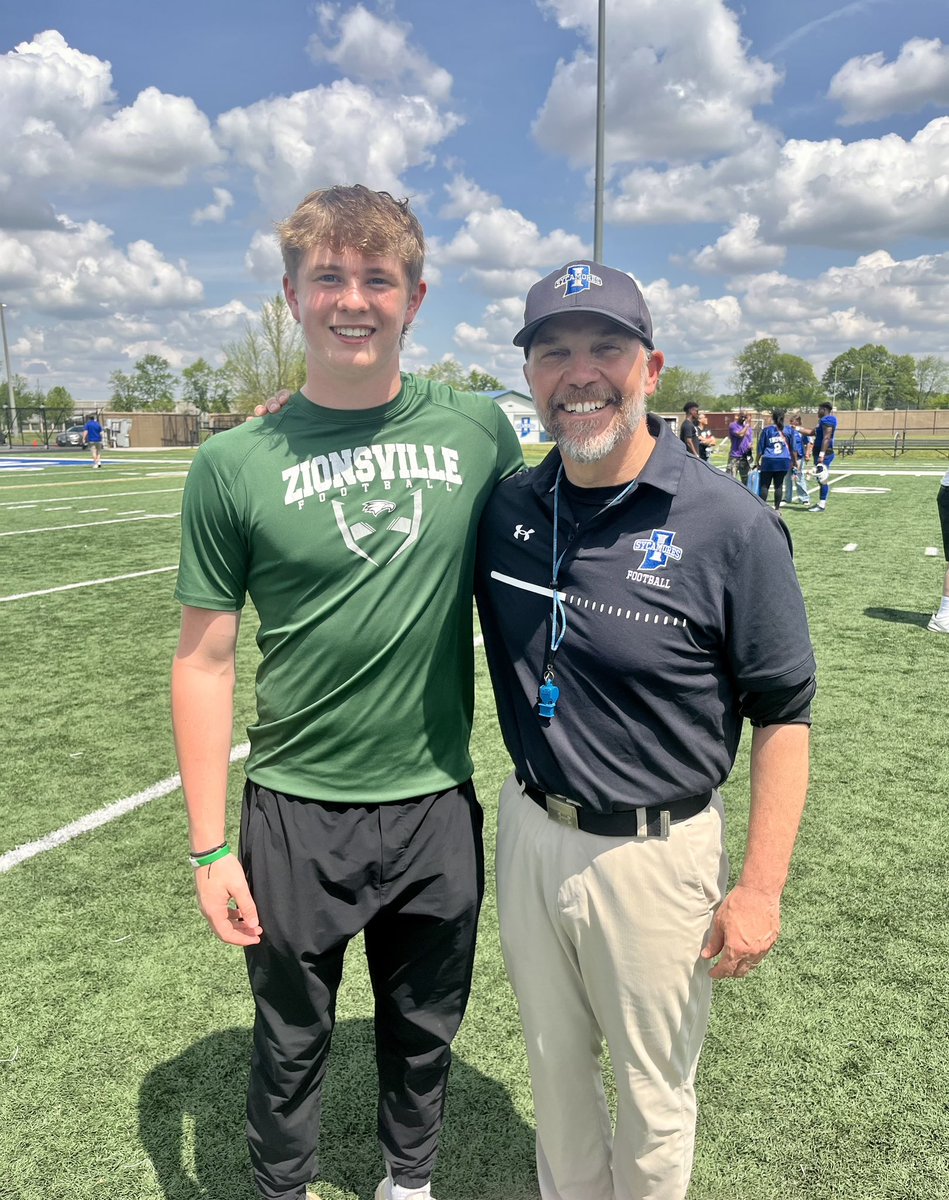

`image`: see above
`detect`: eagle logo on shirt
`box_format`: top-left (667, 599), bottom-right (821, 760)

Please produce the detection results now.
top-left (363, 500), bottom-right (397, 517)
top-left (332, 492), bottom-right (423, 566)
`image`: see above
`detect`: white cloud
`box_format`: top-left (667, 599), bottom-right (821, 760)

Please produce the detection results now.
top-left (829, 37), bottom-right (949, 125)
top-left (435, 177), bottom-right (589, 294)
top-left (0, 31), bottom-right (220, 201)
top-left (611, 119), bottom-right (949, 249)
top-left (690, 214), bottom-right (787, 275)
top-left (442, 242), bottom-right (949, 392)
top-left (216, 81), bottom-right (462, 217)
top-left (533, 0), bottom-right (781, 166)
top-left (308, 4), bottom-right (453, 102)
top-left (0, 218), bottom-right (203, 318)
top-left (244, 230), bottom-right (283, 282)
top-left (192, 188), bottom-right (235, 225)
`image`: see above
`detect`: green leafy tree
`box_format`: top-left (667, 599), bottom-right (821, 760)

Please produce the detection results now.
top-left (109, 368), bottom-right (136, 411)
top-left (822, 345), bottom-right (917, 410)
top-left (417, 358), bottom-right (505, 392)
top-left (44, 385), bottom-right (75, 425)
top-left (707, 393), bottom-right (742, 413)
top-left (731, 338), bottom-right (781, 404)
top-left (466, 368), bottom-right (505, 392)
top-left (108, 356), bottom-right (176, 411)
top-left (1, 374), bottom-right (41, 420)
top-left (181, 358), bottom-right (232, 413)
top-left (132, 354), bottom-right (176, 411)
top-left (915, 356), bottom-right (949, 407)
top-left (772, 354), bottom-right (824, 409)
top-left (223, 295), bottom-right (305, 413)
top-left (655, 366), bottom-right (715, 410)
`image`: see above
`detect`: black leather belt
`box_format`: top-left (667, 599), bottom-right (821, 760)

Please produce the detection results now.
top-left (516, 774), bottom-right (711, 838)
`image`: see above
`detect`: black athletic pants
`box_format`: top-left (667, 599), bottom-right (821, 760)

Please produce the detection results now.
top-left (758, 468), bottom-right (787, 508)
top-left (239, 779), bottom-right (484, 1200)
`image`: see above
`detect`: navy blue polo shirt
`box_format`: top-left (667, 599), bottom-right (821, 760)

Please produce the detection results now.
top-left (475, 414), bottom-right (816, 814)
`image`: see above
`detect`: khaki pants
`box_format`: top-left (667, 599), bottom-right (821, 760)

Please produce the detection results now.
top-left (496, 773), bottom-right (728, 1200)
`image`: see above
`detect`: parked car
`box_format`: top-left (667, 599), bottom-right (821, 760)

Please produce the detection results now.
top-left (55, 425), bottom-right (86, 447)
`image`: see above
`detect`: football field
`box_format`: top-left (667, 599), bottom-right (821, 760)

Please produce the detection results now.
top-left (1, 447), bottom-right (947, 1200)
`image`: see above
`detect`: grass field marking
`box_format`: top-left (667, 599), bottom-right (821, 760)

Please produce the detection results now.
top-left (925, 547), bottom-right (940, 556)
top-left (0, 626), bottom-right (487, 873)
top-left (77, 507), bottom-right (109, 514)
top-left (0, 742), bottom-right (251, 875)
top-left (0, 565), bottom-right (178, 604)
top-left (117, 509), bottom-right (147, 516)
top-left (0, 486), bottom-right (183, 509)
top-left (843, 543), bottom-right (858, 551)
top-left (0, 512), bottom-right (180, 538)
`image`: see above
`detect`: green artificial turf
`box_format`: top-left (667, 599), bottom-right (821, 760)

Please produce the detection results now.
top-left (1, 454), bottom-right (947, 1199)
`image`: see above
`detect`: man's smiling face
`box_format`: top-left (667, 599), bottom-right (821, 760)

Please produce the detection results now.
top-left (524, 312), bottom-right (660, 466)
top-left (284, 245), bottom-right (425, 383)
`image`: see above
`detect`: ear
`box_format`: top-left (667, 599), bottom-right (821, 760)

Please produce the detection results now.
top-left (643, 349), bottom-right (664, 396)
top-left (283, 273), bottom-right (300, 323)
top-left (403, 279), bottom-right (427, 328)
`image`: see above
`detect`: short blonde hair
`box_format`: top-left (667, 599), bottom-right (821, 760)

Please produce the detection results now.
top-left (277, 185), bottom-right (425, 289)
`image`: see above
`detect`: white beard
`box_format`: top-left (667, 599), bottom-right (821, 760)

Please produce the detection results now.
top-left (540, 382), bottom-right (647, 465)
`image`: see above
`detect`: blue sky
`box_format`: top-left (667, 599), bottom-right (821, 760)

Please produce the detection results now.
top-left (0, 0), bottom-right (946, 400)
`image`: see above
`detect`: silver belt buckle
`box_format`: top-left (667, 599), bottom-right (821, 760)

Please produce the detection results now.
top-left (545, 793), bottom-right (580, 829)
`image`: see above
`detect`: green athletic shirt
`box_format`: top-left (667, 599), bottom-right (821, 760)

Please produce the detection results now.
top-left (176, 374), bottom-right (524, 803)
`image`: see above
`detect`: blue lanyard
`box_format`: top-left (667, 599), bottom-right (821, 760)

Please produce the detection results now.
top-left (539, 464), bottom-right (638, 719)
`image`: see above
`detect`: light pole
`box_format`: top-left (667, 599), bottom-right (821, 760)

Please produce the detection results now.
top-left (0, 303), bottom-right (16, 439)
top-left (593, 0), bottom-right (606, 261)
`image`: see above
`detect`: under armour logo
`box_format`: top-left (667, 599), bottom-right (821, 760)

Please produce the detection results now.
top-left (514, 525), bottom-right (535, 541)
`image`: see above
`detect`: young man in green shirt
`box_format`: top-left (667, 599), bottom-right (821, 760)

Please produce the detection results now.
top-left (172, 185), bottom-right (523, 1200)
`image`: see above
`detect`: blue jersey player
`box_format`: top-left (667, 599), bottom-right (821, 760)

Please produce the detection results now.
top-left (805, 401), bottom-right (837, 512)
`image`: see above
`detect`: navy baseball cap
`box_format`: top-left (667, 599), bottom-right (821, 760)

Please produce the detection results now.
top-left (513, 260), bottom-right (654, 352)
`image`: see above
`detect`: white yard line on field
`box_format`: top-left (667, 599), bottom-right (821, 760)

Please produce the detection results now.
top-left (0, 565), bottom-right (178, 603)
top-left (0, 513), bottom-right (179, 537)
top-left (0, 487), bottom-right (185, 509)
top-left (0, 743), bottom-right (251, 874)
top-left (0, 633), bottom-right (490, 873)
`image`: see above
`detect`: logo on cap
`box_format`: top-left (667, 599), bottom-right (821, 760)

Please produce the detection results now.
top-left (555, 264), bottom-right (603, 297)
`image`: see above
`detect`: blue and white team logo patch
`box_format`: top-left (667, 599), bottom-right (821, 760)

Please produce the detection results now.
top-left (555, 264), bottom-right (603, 297)
top-left (633, 529), bottom-right (683, 571)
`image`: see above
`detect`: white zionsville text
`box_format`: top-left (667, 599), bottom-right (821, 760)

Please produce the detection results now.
top-left (283, 442), bottom-right (463, 507)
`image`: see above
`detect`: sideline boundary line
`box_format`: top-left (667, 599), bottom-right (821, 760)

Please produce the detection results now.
top-left (1, 638), bottom-right (488, 874)
top-left (0, 486), bottom-right (184, 509)
top-left (0, 512), bottom-right (179, 538)
top-left (0, 565), bottom-right (178, 604)
top-left (0, 744), bottom-right (251, 875)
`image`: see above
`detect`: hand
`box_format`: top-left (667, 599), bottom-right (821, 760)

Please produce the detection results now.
top-left (193, 853), bottom-right (263, 946)
top-left (250, 389), bottom-right (292, 418)
top-left (701, 882), bottom-right (780, 979)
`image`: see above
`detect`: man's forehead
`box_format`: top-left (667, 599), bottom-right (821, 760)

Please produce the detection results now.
top-left (531, 312), bottom-right (639, 344)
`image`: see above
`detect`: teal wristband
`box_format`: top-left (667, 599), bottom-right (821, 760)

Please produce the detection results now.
top-left (189, 842), bottom-right (232, 869)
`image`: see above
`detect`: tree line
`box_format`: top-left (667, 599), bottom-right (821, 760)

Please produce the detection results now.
top-left (4, 295), bottom-right (506, 420)
top-left (5, 304), bottom-right (947, 421)
top-left (656, 338), bottom-right (949, 412)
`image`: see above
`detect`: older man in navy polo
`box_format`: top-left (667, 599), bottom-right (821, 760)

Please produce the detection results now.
top-left (476, 261), bottom-right (815, 1200)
